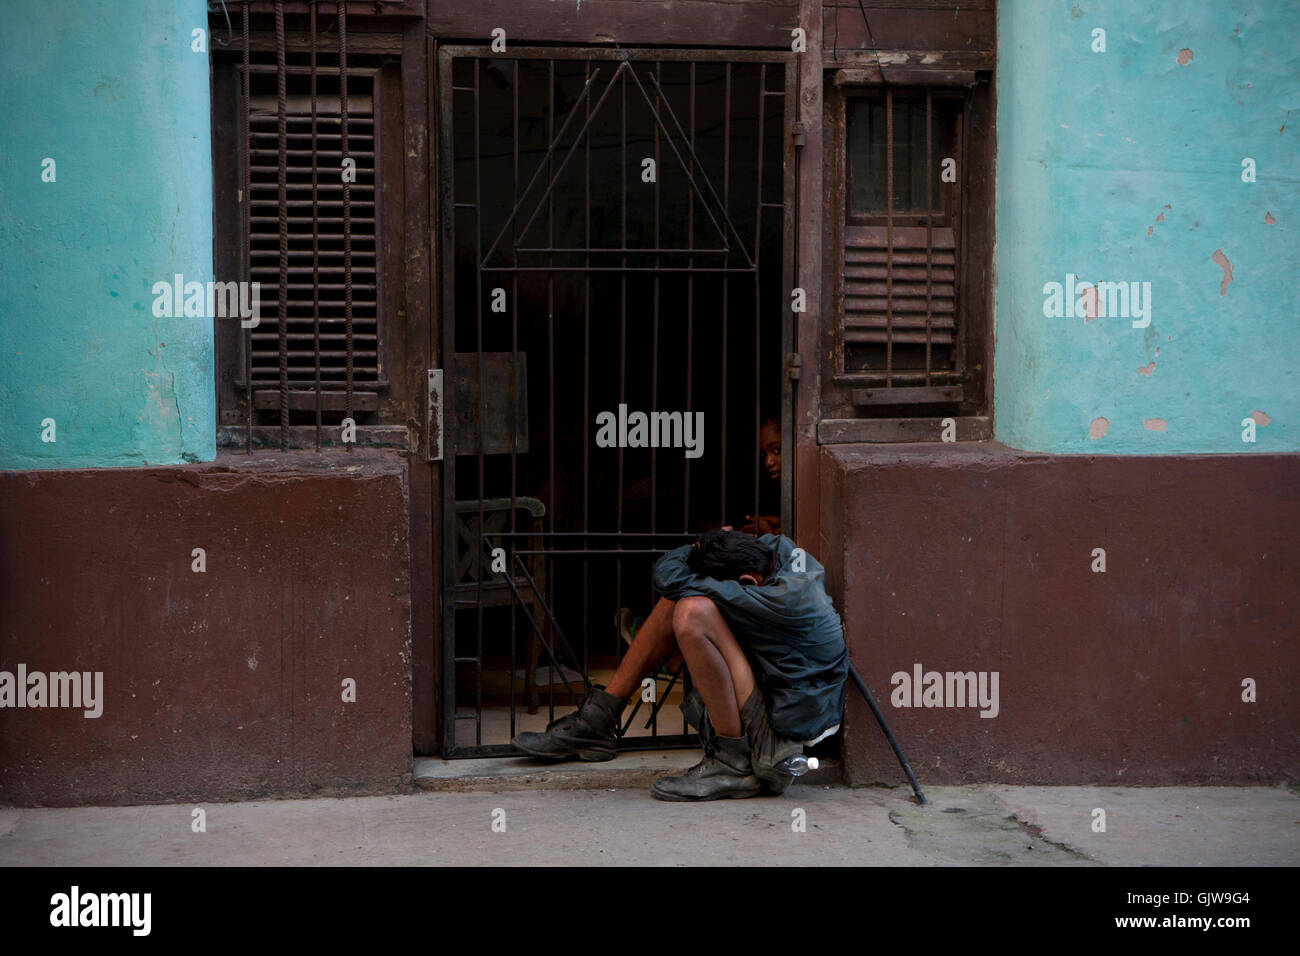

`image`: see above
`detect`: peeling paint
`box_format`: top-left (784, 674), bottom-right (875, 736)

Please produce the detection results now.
top-left (1211, 249), bottom-right (1234, 296)
top-left (1250, 410), bottom-right (1272, 426)
top-left (141, 370), bottom-right (183, 458)
top-left (1079, 285), bottom-right (1099, 321)
top-left (1088, 418), bottom-right (1109, 440)
top-left (1144, 418), bottom-right (1168, 432)
top-left (997, 5), bottom-right (1296, 456)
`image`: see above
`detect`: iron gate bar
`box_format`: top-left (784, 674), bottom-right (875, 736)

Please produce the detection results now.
top-left (310, 0), bottom-right (321, 448)
top-left (485, 531), bottom-right (697, 537)
top-left (650, 60), bottom-right (660, 543)
top-left (781, 57), bottom-right (796, 537)
top-left (582, 56), bottom-right (591, 689)
top-left (686, 62), bottom-right (696, 535)
top-left (548, 56), bottom-right (558, 722)
top-left (752, 63), bottom-right (766, 529)
top-left (479, 265), bottom-right (756, 273)
top-left (956, 106), bottom-right (967, 375)
top-left (616, 61), bottom-right (627, 687)
top-left (441, 45), bottom-right (796, 61)
top-left (514, 247), bottom-right (729, 254)
top-left (241, 2), bottom-right (253, 453)
top-left (511, 551), bottom-right (688, 556)
top-left (338, 0), bottom-right (354, 450)
top-left (436, 43), bottom-right (455, 752)
top-left (649, 59), bottom-right (661, 728)
top-left (274, 0), bottom-right (290, 449)
top-left (712, 62), bottom-right (719, 529)
top-left (886, 87), bottom-right (894, 384)
top-left (925, 89), bottom-right (933, 386)
top-left (509, 58), bottom-right (520, 739)
top-left (473, 57), bottom-right (485, 744)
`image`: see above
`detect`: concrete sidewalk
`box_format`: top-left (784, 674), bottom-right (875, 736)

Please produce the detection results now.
top-left (2, 781), bottom-right (1297, 866)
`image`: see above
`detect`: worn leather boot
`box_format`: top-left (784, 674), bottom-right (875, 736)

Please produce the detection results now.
top-left (650, 733), bottom-right (763, 801)
top-left (511, 687), bottom-right (628, 761)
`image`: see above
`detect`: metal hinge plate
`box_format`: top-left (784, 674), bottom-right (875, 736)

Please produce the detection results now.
top-left (785, 352), bottom-right (802, 381)
top-left (427, 369), bottom-right (443, 461)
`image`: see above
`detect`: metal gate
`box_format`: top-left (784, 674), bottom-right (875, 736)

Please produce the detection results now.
top-left (436, 46), bottom-right (795, 757)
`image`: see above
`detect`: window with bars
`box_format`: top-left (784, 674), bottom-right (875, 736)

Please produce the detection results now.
top-left (211, 43), bottom-right (396, 444)
top-left (845, 91), bottom-right (959, 378)
top-left (245, 68), bottom-right (383, 410)
top-left (829, 78), bottom-right (991, 423)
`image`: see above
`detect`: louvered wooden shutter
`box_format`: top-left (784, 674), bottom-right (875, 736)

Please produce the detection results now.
top-left (245, 74), bottom-right (381, 413)
top-left (843, 224), bottom-right (956, 369)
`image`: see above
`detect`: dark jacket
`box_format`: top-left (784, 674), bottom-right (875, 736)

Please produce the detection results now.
top-left (652, 534), bottom-right (848, 741)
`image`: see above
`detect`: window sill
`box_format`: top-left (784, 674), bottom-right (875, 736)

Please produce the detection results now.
top-left (216, 424), bottom-right (410, 451)
top-left (817, 416), bottom-right (991, 444)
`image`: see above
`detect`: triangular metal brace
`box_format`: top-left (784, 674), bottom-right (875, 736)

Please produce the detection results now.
top-left (480, 61), bottom-right (755, 270)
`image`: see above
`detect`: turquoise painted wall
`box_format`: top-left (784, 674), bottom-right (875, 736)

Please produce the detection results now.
top-left (995, 1), bottom-right (1298, 453)
top-left (0, 0), bottom-right (214, 470)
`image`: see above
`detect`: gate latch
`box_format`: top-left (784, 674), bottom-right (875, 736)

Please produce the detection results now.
top-left (784, 352), bottom-right (802, 381)
top-left (790, 122), bottom-right (807, 147)
top-left (427, 369), bottom-right (443, 462)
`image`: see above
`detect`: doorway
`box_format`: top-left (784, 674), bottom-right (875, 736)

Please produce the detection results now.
top-left (436, 46), bottom-right (794, 756)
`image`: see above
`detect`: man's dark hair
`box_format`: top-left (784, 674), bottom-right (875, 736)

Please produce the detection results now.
top-left (687, 528), bottom-right (775, 582)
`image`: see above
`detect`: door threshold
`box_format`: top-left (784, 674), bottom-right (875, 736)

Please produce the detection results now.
top-left (413, 751), bottom-right (840, 792)
top-left (414, 750), bottom-right (699, 793)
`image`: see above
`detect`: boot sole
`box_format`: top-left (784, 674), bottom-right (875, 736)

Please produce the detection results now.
top-left (512, 740), bottom-right (616, 762)
top-left (649, 784), bottom-right (764, 802)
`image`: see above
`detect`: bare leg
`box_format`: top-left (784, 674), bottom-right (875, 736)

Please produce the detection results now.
top-left (671, 596), bottom-right (756, 738)
top-left (604, 595), bottom-right (754, 737)
top-left (605, 597), bottom-right (679, 699)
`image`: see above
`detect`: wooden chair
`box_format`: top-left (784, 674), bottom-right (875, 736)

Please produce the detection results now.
top-left (451, 497), bottom-right (553, 714)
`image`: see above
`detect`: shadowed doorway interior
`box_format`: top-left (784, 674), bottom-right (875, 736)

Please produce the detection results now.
top-left (437, 47), bottom-right (794, 756)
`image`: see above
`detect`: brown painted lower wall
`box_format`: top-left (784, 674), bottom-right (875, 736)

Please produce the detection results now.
top-left (821, 443), bottom-right (1299, 786)
top-left (0, 450), bottom-right (413, 807)
top-left (6, 441), bottom-right (1295, 803)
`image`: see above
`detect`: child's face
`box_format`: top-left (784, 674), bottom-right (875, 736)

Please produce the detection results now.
top-left (760, 424), bottom-right (781, 480)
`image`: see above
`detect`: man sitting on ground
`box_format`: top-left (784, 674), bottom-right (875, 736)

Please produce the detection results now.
top-left (512, 529), bottom-right (848, 801)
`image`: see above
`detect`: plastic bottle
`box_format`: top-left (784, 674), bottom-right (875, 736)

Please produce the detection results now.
top-left (774, 753), bottom-right (820, 776)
